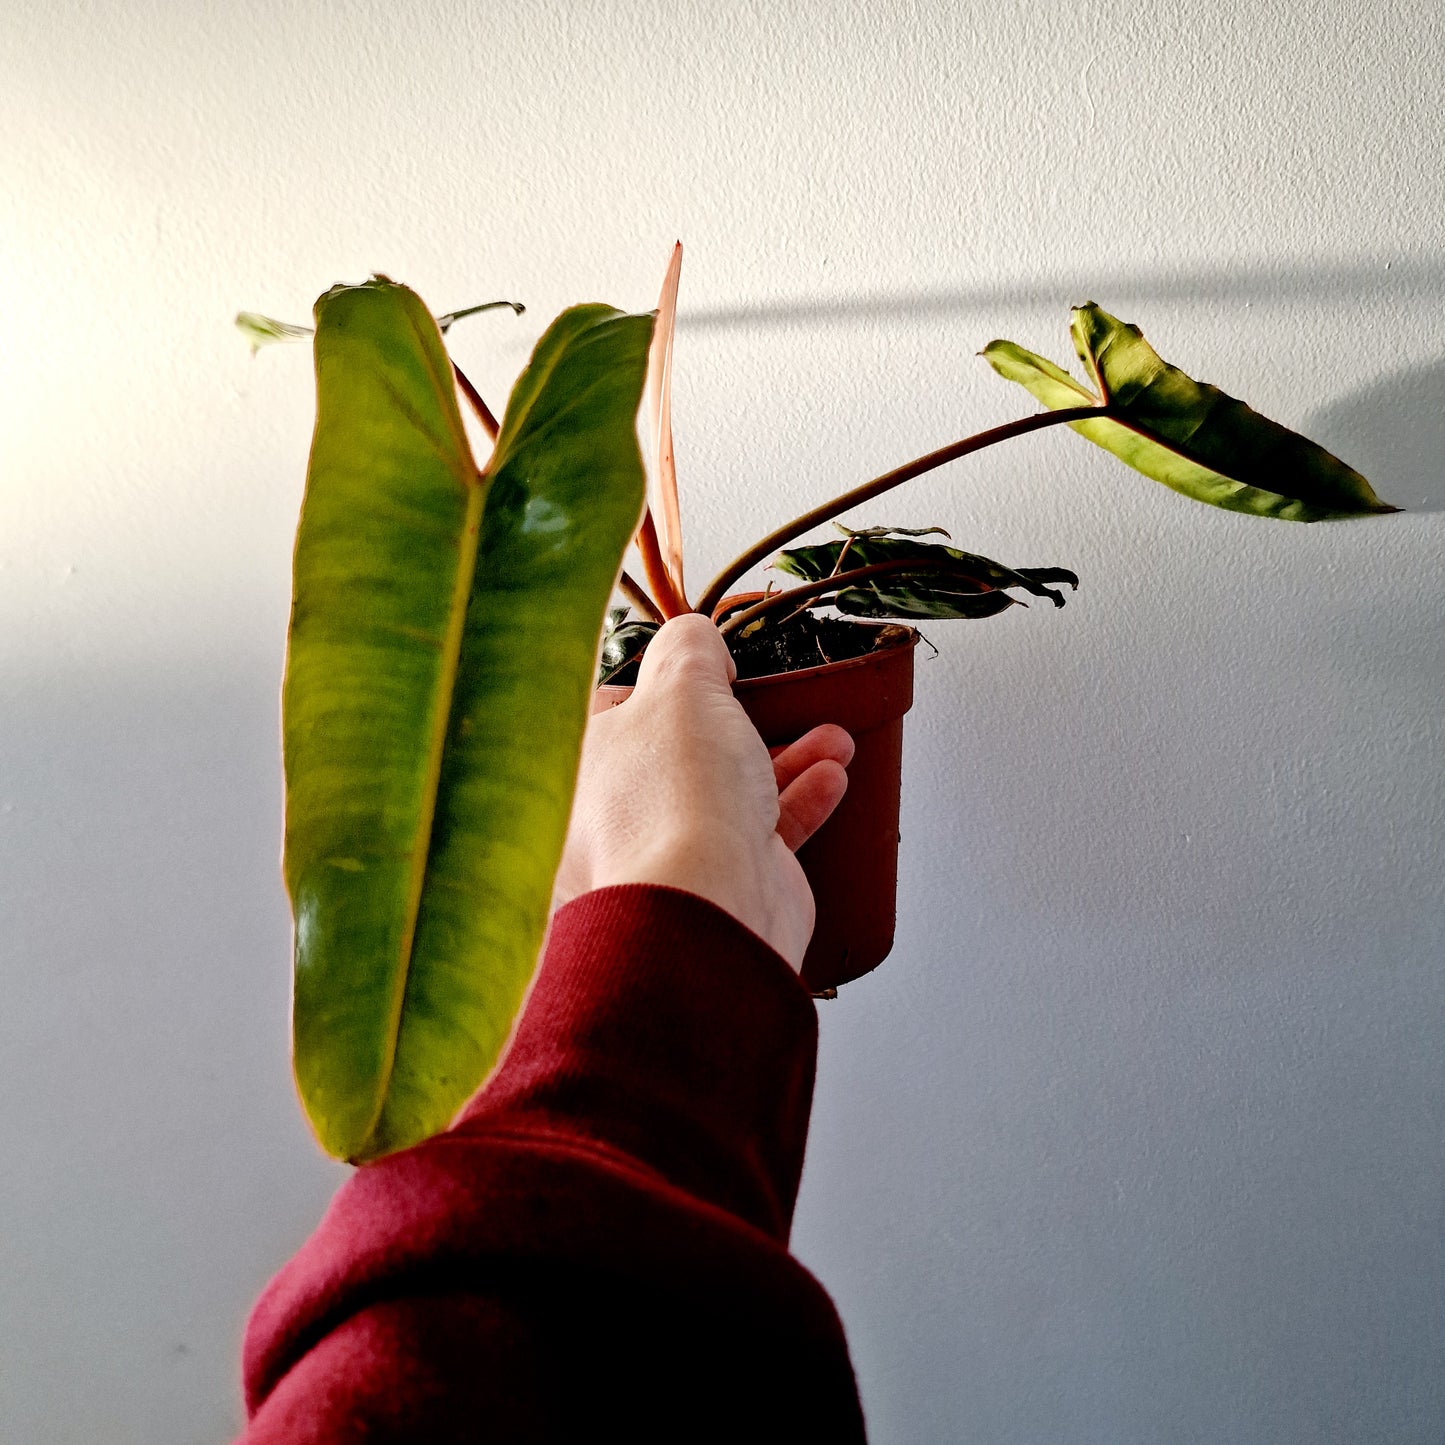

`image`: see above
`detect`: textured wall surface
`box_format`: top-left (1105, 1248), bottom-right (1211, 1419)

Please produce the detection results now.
top-left (3, 2), bottom-right (1442, 1441)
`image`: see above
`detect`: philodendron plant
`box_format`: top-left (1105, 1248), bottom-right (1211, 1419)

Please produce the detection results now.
top-left (243, 245), bottom-right (1394, 1163)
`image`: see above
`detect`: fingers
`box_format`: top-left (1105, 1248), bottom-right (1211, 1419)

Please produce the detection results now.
top-left (633, 613), bottom-right (736, 696)
top-left (776, 758), bottom-right (849, 853)
top-left (774, 730), bottom-right (854, 852)
top-left (771, 724), bottom-right (854, 792)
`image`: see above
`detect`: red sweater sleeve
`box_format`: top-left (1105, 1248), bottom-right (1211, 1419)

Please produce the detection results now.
top-left (238, 885), bottom-right (866, 1442)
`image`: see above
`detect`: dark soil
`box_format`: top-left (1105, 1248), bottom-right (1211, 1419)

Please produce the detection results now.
top-left (728, 611), bottom-right (896, 680)
top-left (603, 612), bottom-right (905, 687)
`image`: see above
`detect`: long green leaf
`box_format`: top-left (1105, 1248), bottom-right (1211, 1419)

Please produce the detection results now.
top-left (983, 304), bottom-right (1397, 521)
top-left (285, 278), bottom-right (652, 1161)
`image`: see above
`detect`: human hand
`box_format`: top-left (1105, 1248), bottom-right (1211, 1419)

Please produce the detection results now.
top-left (552, 613), bottom-right (854, 970)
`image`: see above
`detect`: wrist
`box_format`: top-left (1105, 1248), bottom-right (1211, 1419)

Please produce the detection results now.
top-left (589, 832), bottom-right (803, 969)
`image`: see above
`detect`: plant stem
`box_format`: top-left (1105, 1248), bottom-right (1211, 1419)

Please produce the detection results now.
top-left (695, 405), bottom-right (1109, 617)
top-left (618, 571), bottom-right (664, 623)
top-left (636, 508), bottom-right (689, 619)
top-left (452, 362), bottom-right (500, 439)
top-left (709, 589), bottom-right (771, 623)
top-left (716, 556), bottom-right (988, 637)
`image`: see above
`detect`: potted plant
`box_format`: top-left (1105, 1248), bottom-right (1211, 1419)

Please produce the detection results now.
top-left (242, 245), bottom-right (1395, 1163)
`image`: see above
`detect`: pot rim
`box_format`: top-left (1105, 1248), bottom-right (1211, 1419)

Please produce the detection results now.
top-left (730, 621), bottom-right (919, 694)
top-left (594, 621), bottom-right (920, 703)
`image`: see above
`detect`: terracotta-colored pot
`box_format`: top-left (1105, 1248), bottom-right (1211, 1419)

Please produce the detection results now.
top-left (593, 623), bottom-right (919, 993)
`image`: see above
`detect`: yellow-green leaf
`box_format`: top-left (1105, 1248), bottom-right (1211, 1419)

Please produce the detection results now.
top-left (235, 311), bottom-right (312, 352)
top-left (983, 304), bottom-right (1397, 521)
top-left (284, 278), bottom-right (652, 1161)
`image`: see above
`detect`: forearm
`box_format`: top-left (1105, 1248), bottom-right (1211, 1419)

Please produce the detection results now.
top-left (239, 886), bottom-right (865, 1442)
top-left (461, 884), bottom-right (818, 1231)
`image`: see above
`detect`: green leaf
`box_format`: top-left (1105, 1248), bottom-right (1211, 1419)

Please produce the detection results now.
top-left (235, 311), bottom-right (313, 352)
top-left (237, 300), bottom-right (523, 353)
top-left (836, 523), bottom-right (952, 541)
top-left (983, 304), bottom-right (1398, 521)
top-left (284, 277), bottom-right (652, 1161)
top-left (774, 532), bottom-right (1078, 620)
top-left (598, 615), bottom-right (660, 683)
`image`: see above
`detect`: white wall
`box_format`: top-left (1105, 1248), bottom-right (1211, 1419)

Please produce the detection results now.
top-left (3, 2), bottom-right (1441, 1440)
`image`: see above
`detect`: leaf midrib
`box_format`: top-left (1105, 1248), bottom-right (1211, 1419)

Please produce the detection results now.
top-left (359, 302), bottom-right (487, 1153)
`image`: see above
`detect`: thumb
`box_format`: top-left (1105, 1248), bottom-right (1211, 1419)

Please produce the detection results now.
top-left (632, 612), bottom-right (737, 699)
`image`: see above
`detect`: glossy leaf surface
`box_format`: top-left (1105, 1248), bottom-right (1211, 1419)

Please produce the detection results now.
top-left (598, 613), bottom-right (661, 683)
top-left (285, 279), bottom-right (652, 1161)
top-left (775, 532), bottom-right (1078, 620)
top-left (983, 304), bottom-right (1397, 521)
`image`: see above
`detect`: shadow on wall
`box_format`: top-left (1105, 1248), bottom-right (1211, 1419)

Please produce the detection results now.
top-left (681, 253), bottom-right (1445, 515)
top-left (680, 253), bottom-right (1445, 331)
top-left (1304, 358), bottom-right (1445, 514)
